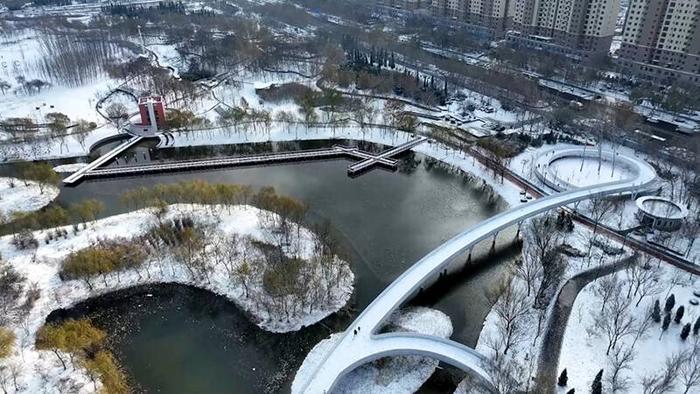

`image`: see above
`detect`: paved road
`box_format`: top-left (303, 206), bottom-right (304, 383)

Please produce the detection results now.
top-left (533, 255), bottom-right (637, 393)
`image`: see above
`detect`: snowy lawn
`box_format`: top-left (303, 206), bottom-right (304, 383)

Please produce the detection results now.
top-left (558, 262), bottom-right (700, 394)
top-left (0, 176), bottom-right (59, 218)
top-left (547, 156), bottom-right (635, 188)
top-left (0, 204), bottom-right (353, 393)
top-left (292, 307), bottom-right (452, 394)
top-left (473, 216), bottom-right (633, 393)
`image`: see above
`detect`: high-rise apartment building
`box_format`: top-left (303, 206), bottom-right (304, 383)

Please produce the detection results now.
top-left (376, 0), bottom-right (426, 11)
top-left (507, 0), bottom-right (620, 59)
top-left (376, 0), bottom-right (620, 58)
top-left (430, 0), bottom-right (512, 39)
top-left (375, 0), bottom-right (431, 20)
top-left (617, 0), bottom-right (700, 84)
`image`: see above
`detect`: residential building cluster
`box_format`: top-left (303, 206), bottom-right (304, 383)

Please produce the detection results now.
top-left (375, 0), bottom-right (700, 84)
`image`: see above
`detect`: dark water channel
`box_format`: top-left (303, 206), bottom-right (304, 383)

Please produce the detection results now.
top-left (34, 139), bottom-right (519, 393)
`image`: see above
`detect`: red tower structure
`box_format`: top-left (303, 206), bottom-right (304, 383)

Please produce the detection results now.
top-left (138, 96), bottom-right (166, 132)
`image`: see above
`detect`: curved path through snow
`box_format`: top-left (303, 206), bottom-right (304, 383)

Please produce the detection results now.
top-left (296, 151), bottom-right (659, 393)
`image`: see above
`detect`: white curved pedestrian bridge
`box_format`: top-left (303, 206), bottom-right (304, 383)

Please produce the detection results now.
top-left (296, 149), bottom-right (659, 394)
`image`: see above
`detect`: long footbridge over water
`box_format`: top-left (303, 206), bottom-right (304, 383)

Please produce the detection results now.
top-left (63, 136), bottom-right (427, 185)
top-left (295, 149), bottom-right (659, 393)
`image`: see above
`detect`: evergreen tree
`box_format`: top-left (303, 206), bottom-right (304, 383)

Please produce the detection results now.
top-left (681, 323), bottom-right (691, 340)
top-left (665, 294), bottom-right (676, 313)
top-left (567, 390), bottom-right (575, 394)
top-left (558, 368), bottom-right (568, 387)
top-left (591, 369), bottom-right (603, 394)
top-left (675, 305), bottom-right (685, 323)
top-left (693, 316), bottom-right (700, 335)
top-left (661, 313), bottom-right (672, 339)
top-left (652, 299), bottom-right (662, 323)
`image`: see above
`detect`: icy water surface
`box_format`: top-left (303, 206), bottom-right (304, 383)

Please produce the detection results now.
top-left (44, 140), bottom-right (518, 393)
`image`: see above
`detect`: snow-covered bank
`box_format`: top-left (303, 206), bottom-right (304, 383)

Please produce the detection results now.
top-left (0, 204), bottom-right (353, 393)
top-left (292, 307), bottom-right (452, 394)
top-left (0, 177), bottom-right (59, 218)
top-left (170, 126), bottom-right (524, 206)
top-left (52, 163), bottom-right (88, 174)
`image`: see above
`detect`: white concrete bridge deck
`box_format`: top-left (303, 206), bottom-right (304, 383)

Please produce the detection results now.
top-left (63, 136), bottom-right (144, 185)
top-left (347, 136), bottom-right (427, 174)
top-left (297, 151), bottom-right (658, 393)
top-left (84, 145), bottom-right (398, 179)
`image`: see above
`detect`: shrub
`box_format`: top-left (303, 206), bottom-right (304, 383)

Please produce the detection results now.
top-left (675, 305), bottom-right (685, 324)
top-left (255, 83), bottom-right (315, 103)
top-left (665, 294), bottom-right (675, 313)
top-left (11, 229), bottom-right (38, 250)
top-left (558, 368), bottom-right (568, 387)
top-left (262, 257), bottom-right (304, 297)
top-left (60, 239), bottom-right (147, 288)
top-left (0, 265), bottom-right (25, 325)
top-left (681, 323), bottom-right (691, 340)
top-left (0, 327), bottom-right (15, 358)
top-left (36, 319), bottom-right (129, 392)
top-left (81, 350), bottom-right (130, 393)
top-left (17, 162), bottom-right (60, 193)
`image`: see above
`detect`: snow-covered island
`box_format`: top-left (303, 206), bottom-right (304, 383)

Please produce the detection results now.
top-left (0, 203), bottom-right (353, 393)
top-left (292, 307), bottom-right (453, 394)
top-left (0, 177), bottom-right (59, 218)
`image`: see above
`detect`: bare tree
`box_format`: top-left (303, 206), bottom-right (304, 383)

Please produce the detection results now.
top-left (584, 198), bottom-right (616, 266)
top-left (594, 273), bottom-right (622, 313)
top-left (485, 353), bottom-right (531, 394)
top-left (680, 220), bottom-right (699, 257)
top-left (667, 269), bottom-right (689, 298)
top-left (630, 304), bottom-right (655, 350)
top-left (606, 344), bottom-right (635, 393)
top-left (486, 279), bottom-right (531, 356)
top-left (514, 254), bottom-right (543, 298)
top-left (526, 216), bottom-right (564, 309)
top-left (591, 278), bottom-right (636, 355)
top-left (642, 351), bottom-right (684, 394)
top-left (589, 198), bottom-right (616, 234)
top-left (627, 257), bottom-right (664, 307)
top-left (679, 341), bottom-right (700, 394)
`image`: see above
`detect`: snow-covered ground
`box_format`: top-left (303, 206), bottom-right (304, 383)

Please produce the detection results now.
top-left (0, 176), bottom-right (59, 218)
top-left (0, 28), bottom-right (128, 123)
top-left (0, 122), bottom-right (119, 161)
top-left (559, 263), bottom-right (700, 393)
top-left (0, 204), bottom-right (353, 393)
top-left (547, 156), bottom-right (634, 188)
top-left (53, 163), bottom-right (87, 174)
top-left (292, 307), bottom-right (452, 394)
top-left (474, 214), bottom-right (632, 393)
